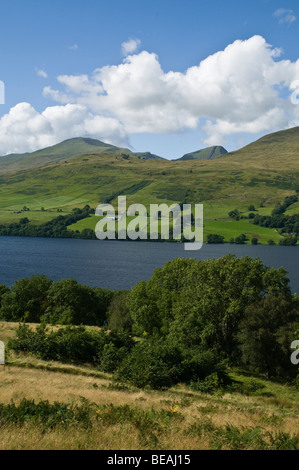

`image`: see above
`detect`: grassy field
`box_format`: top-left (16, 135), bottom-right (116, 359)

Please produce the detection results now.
top-left (203, 219), bottom-right (283, 243)
top-left (67, 214), bottom-right (283, 244)
top-left (0, 152), bottom-right (292, 243)
top-left (0, 321), bottom-right (298, 451)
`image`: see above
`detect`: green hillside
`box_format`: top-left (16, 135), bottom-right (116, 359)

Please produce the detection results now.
top-left (0, 137), bottom-right (164, 174)
top-left (224, 126), bottom-right (299, 169)
top-left (0, 127), bottom-right (298, 244)
top-left (177, 145), bottom-right (228, 161)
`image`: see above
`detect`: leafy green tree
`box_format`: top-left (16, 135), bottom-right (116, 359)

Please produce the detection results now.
top-left (207, 233), bottom-right (224, 244)
top-left (235, 234), bottom-right (247, 244)
top-left (98, 333), bottom-right (133, 373)
top-left (94, 287), bottom-right (115, 326)
top-left (279, 236), bottom-right (297, 246)
top-left (128, 255), bottom-right (292, 359)
top-left (115, 338), bottom-right (182, 389)
top-left (0, 285), bottom-right (9, 308)
top-left (237, 293), bottom-right (299, 378)
top-left (128, 258), bottom-right (197, 336)
top-left (182, 257), bottom-right (291, 357)
top-left (107, 291), bottom-right (132, 331)
top-left (81, 228), bottom-right (96, 239)
top-left (20, 217), bottom-right (30, 225)
top-left (228, 209), bottom-right (240, 220)
top-left (44, 279), bottom-right (112, 326)
top-left (116, 336), bottom-right (228, 389)
top-left (0, 275), bottom-right (52, 322)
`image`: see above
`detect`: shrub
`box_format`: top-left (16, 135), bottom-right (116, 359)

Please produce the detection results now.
top-left (234, 234), bottom-right (247, 244)
top-left (98, 330), bottom-right (134, 373)
top-left (228, 209), bottom-right (240, 220)
top-left (0, 398), bottom-right (94, 430)
top-left (116, 340), bottom-right (177, 389)
top-left (8, 323), bottom-right (134, 367)
top-left (116, 338), bottom-right (229, 390)
top-left (279, 236), bottom-right (297, 246)
top-left (237, 293), bottom-right (299, 378)
top-left (189, 372), bottom-right (224, 393)
top-left (107, 291), bottom-right (132, 332)
top-left (207, 234), bottom-right (224, 244)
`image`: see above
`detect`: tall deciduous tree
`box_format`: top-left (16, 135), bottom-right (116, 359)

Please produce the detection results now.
top-left (0, 275), bottom-right (52, 322)
top-left (128, 255), bottom-right (292, 359)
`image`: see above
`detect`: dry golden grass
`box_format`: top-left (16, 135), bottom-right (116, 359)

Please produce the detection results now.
top-left (0, 321), bottom-right (298, 450)
top-left (0, 364), bottom-right (298, 450)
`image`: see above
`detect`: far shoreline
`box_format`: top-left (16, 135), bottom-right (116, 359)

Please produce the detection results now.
top-left (0, 232), bottom-right (298, 246)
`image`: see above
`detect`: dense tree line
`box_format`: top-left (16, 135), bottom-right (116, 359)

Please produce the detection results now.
top-left (8, 323), bottom-right (134, 372)
top-left (207, 233), bottom-right (253, 244)
top-left (226, 195), bottom-right (299, 245)
top-left (3, 255), bottom-right (299, 389)
top-left (252, 195), bottom-right (299, 245)
top-left (0, 206), bottom-right (97, 239)
top-left (252, 213), bottom-right (299, 245)
top-left (0, 275), bottom-right (117, 326)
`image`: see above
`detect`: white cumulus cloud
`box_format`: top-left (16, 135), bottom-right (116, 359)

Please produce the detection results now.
top-left (36, 69), bottom-right (48, 78)
top-left (0, 102), bottom-right (129, 155)
top-left (274, 8), bottom-right (296, 26)
top-left (121, 38), bottom-right (141, 56)
top-left (2, 35), bottom-right (299, 155)
top-left (42, 35), bottom-right (299, 144)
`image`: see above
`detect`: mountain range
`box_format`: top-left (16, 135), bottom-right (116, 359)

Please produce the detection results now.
top-left (0, 137), bottom-right (165, 174)
top-left (0, 125), bottom-right (298, 244)
top-left (0, 138), bottom-right (229, 174)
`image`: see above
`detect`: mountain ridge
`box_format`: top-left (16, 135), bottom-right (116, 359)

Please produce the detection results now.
top-left (0, 137), bottom-right (165, 174)
top-left (0, 138), bottom-right (230, 174)
top-left (175, 145), bottom-right (228, 161)
top-left (0, 125), bottom-right (298, 245)
top-left (0, 125), bottom-right (299, 176)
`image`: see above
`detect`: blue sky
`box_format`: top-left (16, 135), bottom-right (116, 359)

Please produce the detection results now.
top-left (0, 0), bottom-right (299, 158)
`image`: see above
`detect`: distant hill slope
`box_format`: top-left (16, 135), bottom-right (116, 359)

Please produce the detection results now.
top-left (224, 126), bottom-right (299, 168)
top-left (0, 137), bottom-right (164, 174)
top-left (177, 145), bottom-right (228, 161)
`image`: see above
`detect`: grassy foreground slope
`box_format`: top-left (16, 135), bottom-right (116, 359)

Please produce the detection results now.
top-left (0, 127), bottom-right (298, 243)
top-left (0, 321), bottom-right (298, 451)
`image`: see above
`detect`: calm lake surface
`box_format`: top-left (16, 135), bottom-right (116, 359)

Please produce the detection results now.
top-left (0, 236), bottom-right (298, 293)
